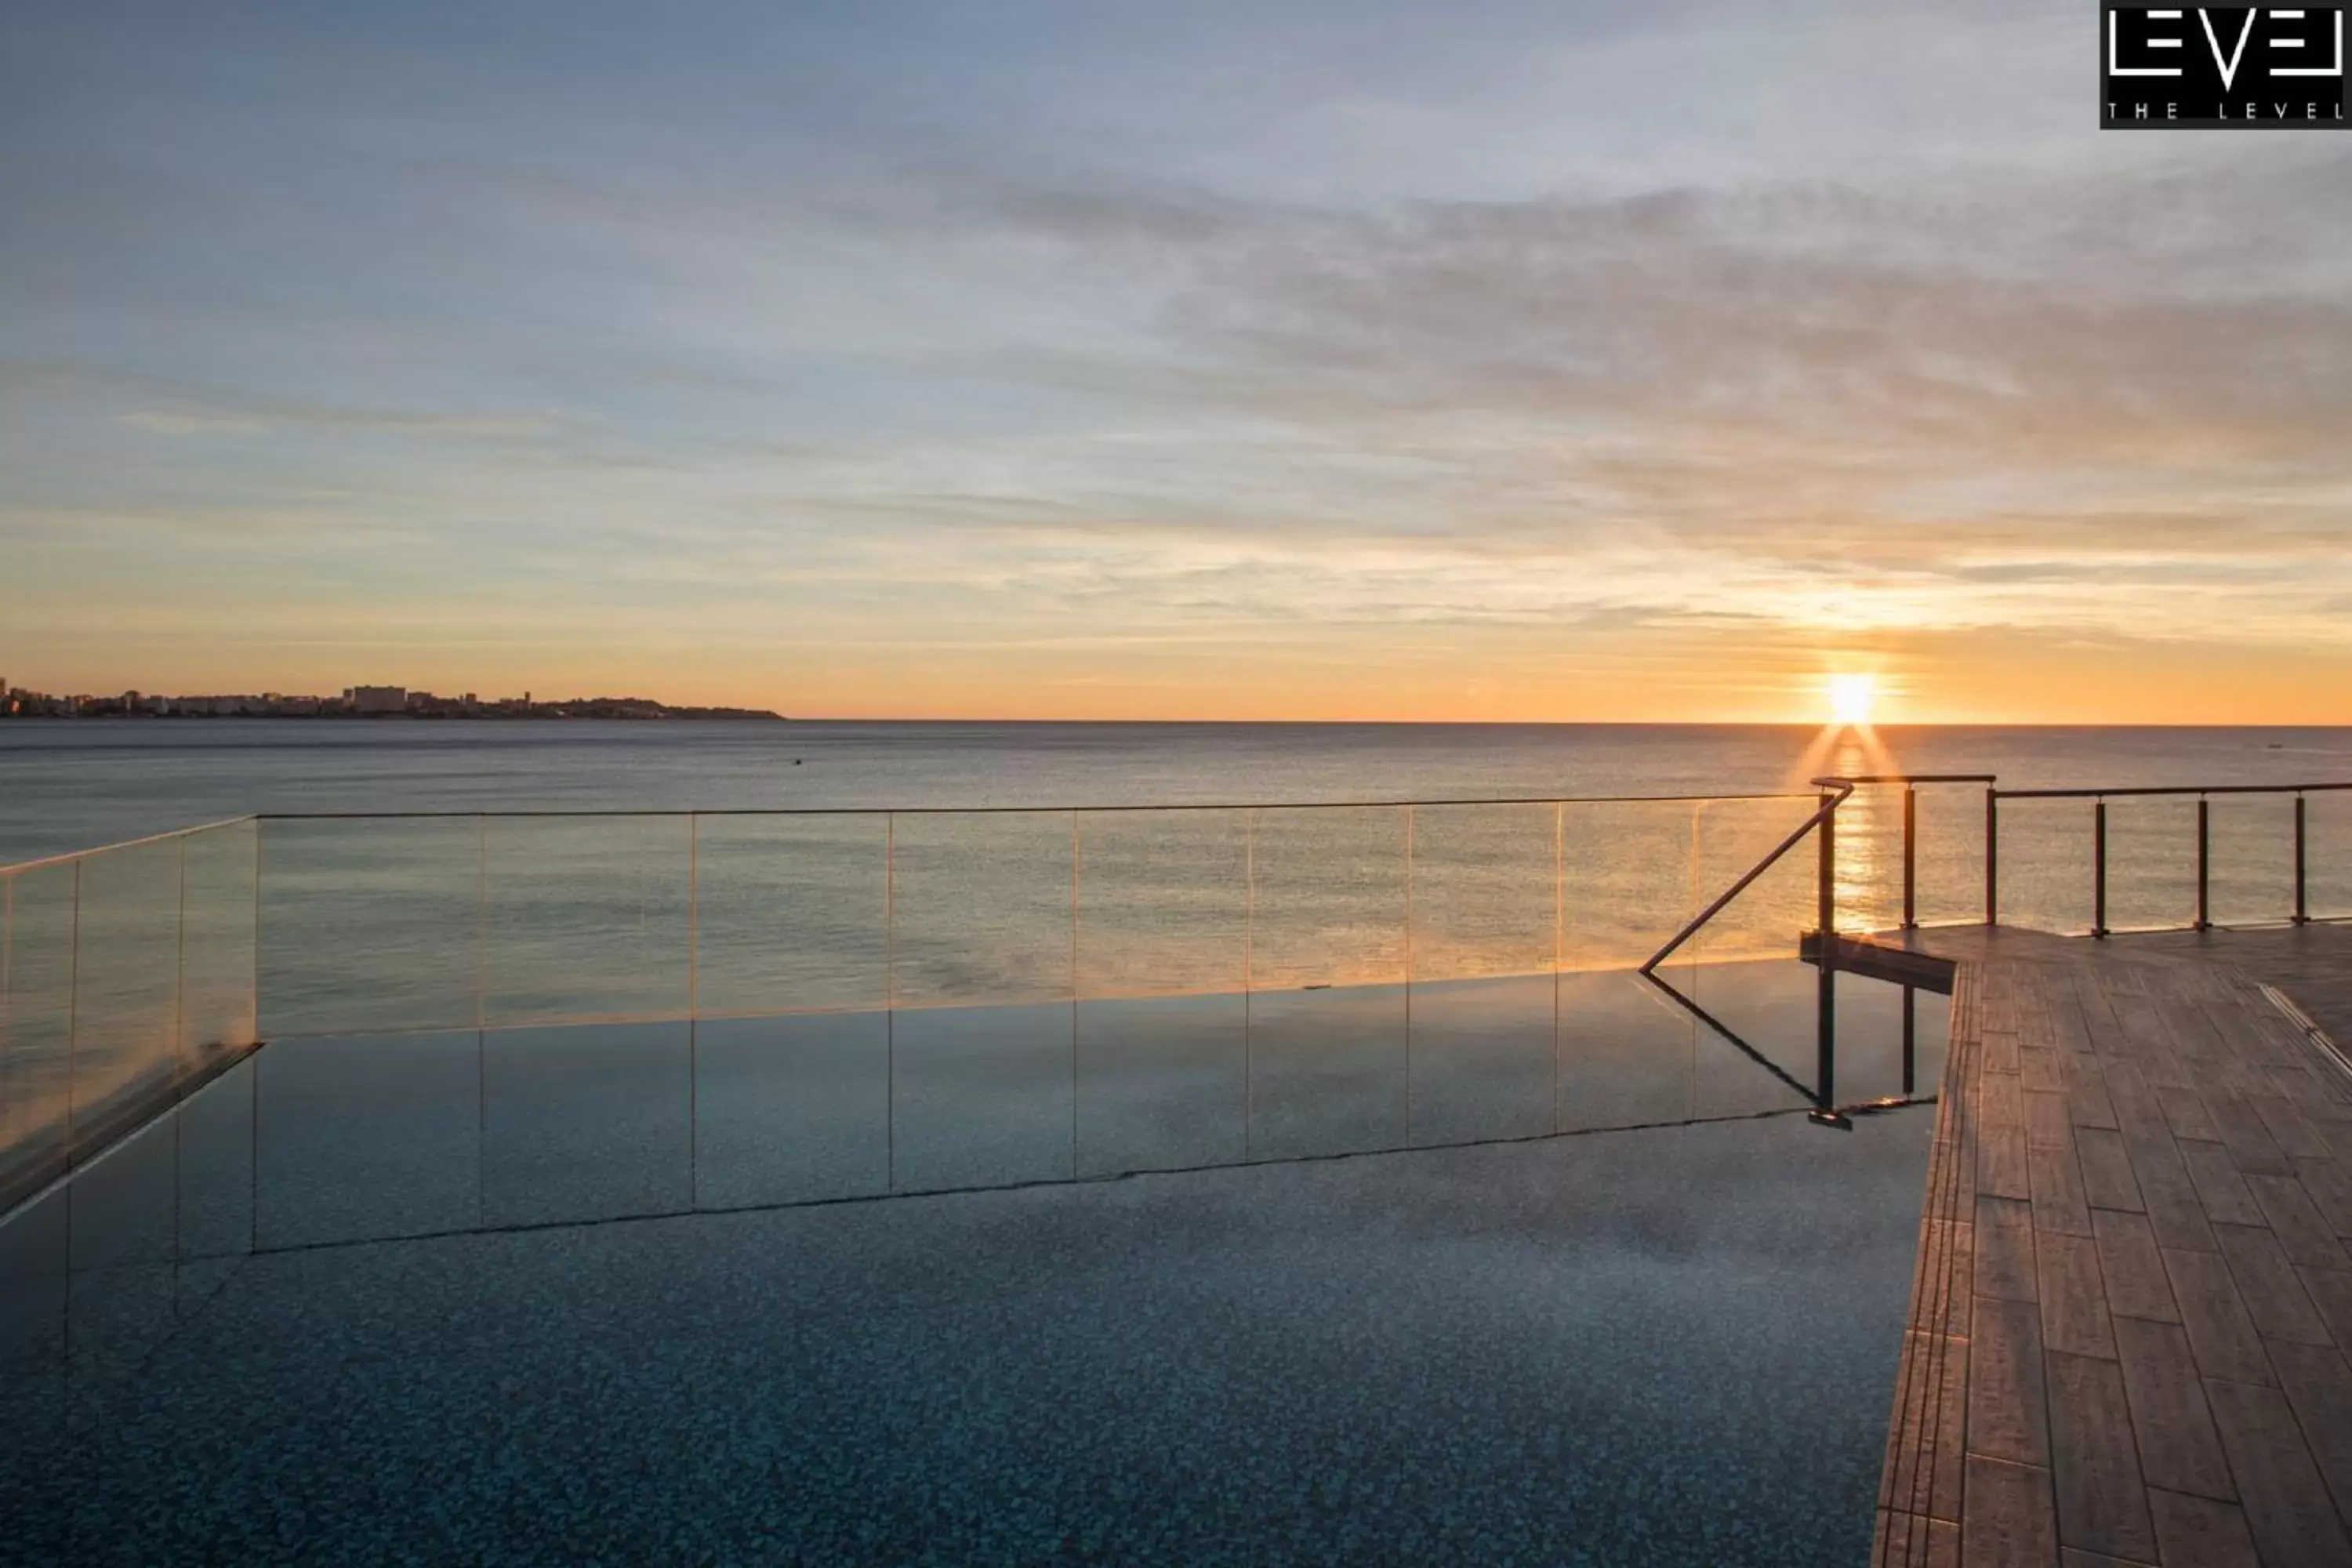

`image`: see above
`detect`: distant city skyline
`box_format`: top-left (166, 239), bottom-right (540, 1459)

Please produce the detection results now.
top-left (6, 1), bottom-right (2350, 724)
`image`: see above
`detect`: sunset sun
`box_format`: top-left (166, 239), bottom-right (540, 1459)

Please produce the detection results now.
top-left (1828, 673), bottom-right (1877, 727)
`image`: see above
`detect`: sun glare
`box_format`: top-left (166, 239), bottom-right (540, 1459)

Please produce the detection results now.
top-left (1828, 673), bottom-right (1877, 727)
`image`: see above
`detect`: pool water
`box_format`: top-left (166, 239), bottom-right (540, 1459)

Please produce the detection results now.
top-left (2, 959), bottom-right (1943, 1565)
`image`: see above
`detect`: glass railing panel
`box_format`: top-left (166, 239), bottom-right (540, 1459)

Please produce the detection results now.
top-left (179, 820), bottom-right (257, 1070)
top-left (890, 1002), bottom-right (1075, 1192)
top-left (66, 1114), bottom-right (179, 1421)
top-left (2104, 797), bottom-right (2198, 931)
top-left (485, 815), bottom-right (691, 1025)
top-left (174, 1055), bottom-right (256, 1314)
top-left (260, 818), bottom-right (481, 1037)
top-left (70, 839), bottom-right (183, 1149)
top-left (2208, 794), bottom-right (2296, 928)
top-left (1406, 803), bottom-right (1557, 1147)
top-left (1915, 786), bottom-right (1991, 928)
top-left (1998, 799), bottom-right (2096, 935)
top-left (0, 1177), bottom-right (69, 1462)
top-left (481, 1022), bottom-right (692, 1228)
top-left (692, 1013), bottom-right (890, 1207)
top-left (1074, 808), bottom-right (1247, 1000)
top-left (1688, 796), bottom-right (1818, 960)
top-left (0, 864), bottom-right (77, 1203)
top-left (2309, 793), bottom-right (2352, 922)
top-left (889, 811), bottom-right (1073, 1008)
top-left (889, 811), bottom-right (1076, 1190)
top-left (1826, 785), bottom-right (1904, 936)
top-left (1563, 798), bottom-right (1699, 972)
top-left (1555, 968), bottom-right (1697, 1132)
top-left (691, 813), bottom-right (887, 1018)
top-left (1073, 810), bottom-right (1247, 1176)
top-left (1243, 806), bottom-right (1406, 1160)
top-left (255, 1031), bottom-right (484, 1249)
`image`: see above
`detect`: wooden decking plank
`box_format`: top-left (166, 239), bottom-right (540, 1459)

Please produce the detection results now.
top-left (2145, 1487), bottom-right (2260, 1568)
top-left (2162, 1247), bottom-right (2277, 1386)
top-left (2031, 1140), bottom-right (2097, 1238)
top-left (1980, 1124), bottom-right (2032, 1202)
top-left (2076, 1128), bottom-right (2145, 1214)
top-left (2263, 1340), bottom-right (2352, 1530)
top-left (2111, 1316), bottom-right (2234, 1502)
top-left (2179, 1139), bottom-right (2267, 1227)
top-left (2091, 1209), bottom-right (2177, 1324)
top-left (2039, 1232), bottom-right (2117, 1359)
top-left (2209, 1223), bottom-right (2334, 1347)
top-left (1970, 1294), bottom-right (2053, 1468)
top-left (2047, 1350), bottom-right (2159, 1561)
top-left (1877, 924), bottom-right (2352, 1566)
top-left (2202, 1378), bottom-right (2352, 1566)
top-left (2241, 1172), bottom-right (2352, 1269)
top-left (1963, 1453), bottom-right (2061, 1566)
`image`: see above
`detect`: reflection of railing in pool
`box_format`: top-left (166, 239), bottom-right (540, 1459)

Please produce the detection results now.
top-left (5, 775), bottom-right (2350, 1217)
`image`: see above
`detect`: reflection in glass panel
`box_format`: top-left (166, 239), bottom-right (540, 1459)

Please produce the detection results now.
top-left (176, 1056), bottom-right (256, 1316)
top-left (1556, 971), bottom-right (1697, 1131)
top-left (891, 1002), bottom-right (1074, 1192)
top-left (1998, 800), bottom-right (2096, 935)
top-left (66, 1116), bottom-right (178, 1421)
top-left (71, 840), bottom-right (183, 1149)
top-left (0, 864), bottom-right (77, 1202)
top-left (256, 1033), bottom-right (483, 1249)
top-left (1074, 810), bottom-right (1246, 1001)
top-left (1075, 993), bottom-right (1246, 1176)
top-left (2207, 794), bottom-right (2296, 928)
top-left (0, 1181), bottom-right (68, 1463)
top-left (692, 815), bottom-right (887, 1018)
top-left (1563, 800), bottom-right (1697, 973)
top-left (483, 1022), bottom-right (692, 1227)
top-left (180, 820), bottom-right (258, 1069)
top-left (2306, 793), bottom-right (2352, 923)
top-left (2103, 797), bottom-right (2197, 932)
top-left (891, 813), bottom-right (1072, 1009)
top-left (1406, 975), bottom-right (1554, 1147)
top-left (260, 817), bottom-right (481, 1037)
top-left (485, 815), bottom-right (691, 1025)
top-left (692, 1014), bottom-right (888, 1207)
top-left (1246, 984), bottom-right (1407, 1161)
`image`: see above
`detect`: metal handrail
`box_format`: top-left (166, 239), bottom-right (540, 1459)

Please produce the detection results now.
top-left (0, 815), bottom-right (259, 880)
top-left (249, 789), bottom-right (1812, 820)
top-left (1993, 779), bottom-right (2352, 934)
top-left (1994, 782), bottom-right (2352, 799)
top-left (1640, 773), bottom-right (2000, 974)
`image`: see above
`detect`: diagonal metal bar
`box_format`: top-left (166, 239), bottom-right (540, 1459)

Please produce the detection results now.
top-left (1641, 781), bottom-right (1853, 975)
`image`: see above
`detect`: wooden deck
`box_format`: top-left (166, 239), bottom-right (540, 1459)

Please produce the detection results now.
top-left (1871, 922), bottom-right (2352, 1567)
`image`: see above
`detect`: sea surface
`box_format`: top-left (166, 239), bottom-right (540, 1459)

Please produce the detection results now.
top-left (5, 720), bottom-right (2350, 864)
top-left (0, 721), bottom-right (2346, 1102)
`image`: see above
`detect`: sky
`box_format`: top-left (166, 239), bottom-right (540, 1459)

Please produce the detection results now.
top-left (4, 0), bottom-right (2350, 723)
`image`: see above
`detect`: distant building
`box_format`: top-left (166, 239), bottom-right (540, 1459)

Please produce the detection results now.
top-left (345, 685), bottom-right (407, 715)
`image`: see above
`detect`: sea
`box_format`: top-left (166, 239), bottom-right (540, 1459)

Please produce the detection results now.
top-left (5, 720), bottom-right (2350, 866)
top-left (2, 720), bottom-right (2347, 1054)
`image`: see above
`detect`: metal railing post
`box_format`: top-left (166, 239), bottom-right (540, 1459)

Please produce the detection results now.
top-left (2195, 796), bottom-right (2210, 932)
top-left (2296, 794), bottom-right (2310, 925)
top-left (2092, 799), bottom-right (2109, 939)
top-left (1817, 787), bottom-right (1837, 946)
top-left (1985, 789), bottom-right (1999, 926)
top-left (1902, 786), bottom-right (1918, 930)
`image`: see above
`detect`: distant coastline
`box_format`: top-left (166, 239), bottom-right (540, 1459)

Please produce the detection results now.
top-left (0, 684), bottom-right (785, 722)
